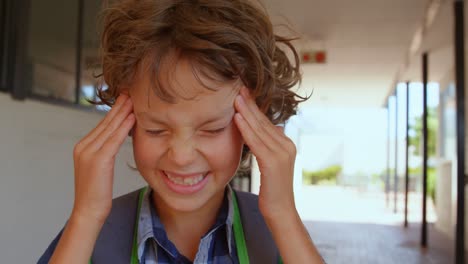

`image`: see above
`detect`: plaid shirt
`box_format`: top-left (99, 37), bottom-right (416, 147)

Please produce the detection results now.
top-left (137, 186), bottom-right (239, 264)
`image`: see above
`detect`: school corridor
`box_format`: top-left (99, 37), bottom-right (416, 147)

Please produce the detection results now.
top-left (307, 221), bottom-right (456, 264)
top-left (1, 0), bottom-right (468, 263)
top-left (298, 186), bottom-right (460, 263)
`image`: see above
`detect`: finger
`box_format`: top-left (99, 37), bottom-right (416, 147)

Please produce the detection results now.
top-left (87, 94), bottom-right (130, 140)
top-left (78, 94), bottom-right (130, 151)
top-left (234, 93), bottom-right (282, 152)
top-left (239, 87), bottom-right (291, 145)
top-left (89, 99), bottom-right (134, 151)
top-left (236, 111), bottom-right (297, 170)
top-left (234, 113), bottom-right (271, 158)
top-left (100, 113), bottom-right (136, 156)
top-left (274, 124), bottom-right (286, 136)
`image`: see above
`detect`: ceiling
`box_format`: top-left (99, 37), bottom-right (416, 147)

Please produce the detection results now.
top-left (30, 0), bottom-right (458, 109)
top-left (401, 0), bottom-right (455, 87)
top-left (262, 0), bottom-right (452, 108)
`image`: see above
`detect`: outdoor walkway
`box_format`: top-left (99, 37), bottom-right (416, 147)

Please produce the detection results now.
top-left (305, 221), bottom-right (459, 264)
top-left (296, 185), bottom-right (437, 225)
top-left (297, 186), bottom-right (461, 263)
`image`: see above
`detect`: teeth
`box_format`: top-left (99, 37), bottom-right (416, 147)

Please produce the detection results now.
top-left (165, 172), bottom-right (206, 186)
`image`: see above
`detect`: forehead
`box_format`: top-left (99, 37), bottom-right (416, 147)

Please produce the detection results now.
top-left (130, 57), bottom-right (241, 114)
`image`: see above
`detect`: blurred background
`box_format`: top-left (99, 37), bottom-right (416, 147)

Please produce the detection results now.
top-left (0, 0), bottom-right (467, 263)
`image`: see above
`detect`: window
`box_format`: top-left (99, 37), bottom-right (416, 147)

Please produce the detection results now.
top-left (27, 0), bottom-right (79, 103)
top-left (22, 0), bottom-right (105, 109)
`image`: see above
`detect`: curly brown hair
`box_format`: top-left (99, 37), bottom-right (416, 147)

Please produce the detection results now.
top-left (97, 0), bottom-right (308, 168)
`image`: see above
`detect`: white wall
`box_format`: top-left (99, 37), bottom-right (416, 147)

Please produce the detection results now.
top-left (0, 93), bottom-right (145, 263)
top-left (435, 64), bottom-right (468, 250)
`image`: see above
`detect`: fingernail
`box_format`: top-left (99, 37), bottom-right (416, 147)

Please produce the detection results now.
top-left (117, 95), bottom-right (128, 104)
top-left (236, 95), bottom-right (245, 105)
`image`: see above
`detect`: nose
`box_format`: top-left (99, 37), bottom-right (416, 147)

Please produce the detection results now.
top-left (167, 137), bottom-right (197, 167)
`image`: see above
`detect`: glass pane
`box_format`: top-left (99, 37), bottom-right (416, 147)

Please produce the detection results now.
top-left (27, 0), bottom-right (78, 102)
top-left (0, 0), bottom-right (10, 91)
top-left (79, 0), bottom-right (103, 108)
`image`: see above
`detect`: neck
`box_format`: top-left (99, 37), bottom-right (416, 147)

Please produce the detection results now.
top-left (151, 190), bottom-right (225, 237)
top-left (151, 190), bottom-right (226, 261)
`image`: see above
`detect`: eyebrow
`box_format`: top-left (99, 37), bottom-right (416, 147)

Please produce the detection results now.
top-left (137, 108), bottom-right (234, 127)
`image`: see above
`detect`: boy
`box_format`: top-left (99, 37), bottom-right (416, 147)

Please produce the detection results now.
top-left (39, 0), bottom-right (324, 263)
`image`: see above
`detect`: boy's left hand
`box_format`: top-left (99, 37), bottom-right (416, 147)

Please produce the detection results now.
top-left (234, 87), bottom-right (297, 220)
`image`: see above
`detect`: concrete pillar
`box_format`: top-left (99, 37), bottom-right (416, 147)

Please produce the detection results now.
top-left (435, 159), bottom-right (453, 238)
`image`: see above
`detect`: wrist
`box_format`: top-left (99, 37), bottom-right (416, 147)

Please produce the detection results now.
top-left (261, 202), bottom-right (299, 226)
top-left (71, 201), bottom-right (111, 225)
top-left (49, 210), bottom-right (105, 263)
top-left (70, 210), bottom-right (107, 231)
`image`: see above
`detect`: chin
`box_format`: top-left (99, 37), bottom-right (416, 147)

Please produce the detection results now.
top-left (167, 196), bottom-right (209, 212)
top-left (156, 189), bottom-right (219, 213)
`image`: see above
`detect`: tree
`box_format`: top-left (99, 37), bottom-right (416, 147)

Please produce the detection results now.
top-left (408, 107), bottom-right (438, 156)
top-left (408, 107), bottom-right (438, 203)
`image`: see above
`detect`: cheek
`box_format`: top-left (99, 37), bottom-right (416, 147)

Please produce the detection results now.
top-left (230, 125), bottom-right (244, 154)
top-left (132, 130), bottom-right (166, 169)
top-left (200, 126), bottom-right (244, 168)
top-left (228, 122), bottom-right (244, 159)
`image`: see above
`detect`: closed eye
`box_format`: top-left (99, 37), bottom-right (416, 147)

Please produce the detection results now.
top-left (145, 130), bottom-right (166, 136)
top-left (204, 127), bottom-right (227, 134)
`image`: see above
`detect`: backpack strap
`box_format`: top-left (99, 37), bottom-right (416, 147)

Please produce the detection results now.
top-left (39, 189), bottom-right (281, 264)
top-left (37, 189), bottom-right (142, 264)
top-left (91, 189), bottom-right (141, 264)
top-left (234, 190), bottom-right (280, 263)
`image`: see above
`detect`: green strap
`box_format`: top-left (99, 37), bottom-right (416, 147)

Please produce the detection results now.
top-left (89, 187), bottom-right (147, 264)
top-left (90, 188), bottom-right (284, 264)
top-left (233, 191), bottom-right (283, 264)
top-left (130, 187), bottom-right (148, 264)
top-left (231, 191), bottom-right (249, 264)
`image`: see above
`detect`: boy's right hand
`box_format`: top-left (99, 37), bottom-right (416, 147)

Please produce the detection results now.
top-left (71, 94), bottom-right (135, 225)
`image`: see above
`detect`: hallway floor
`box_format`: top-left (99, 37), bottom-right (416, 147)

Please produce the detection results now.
top-left (305, 221), bottom-right (462, 264)
top-left (297, 186), bottom-right (463, 263)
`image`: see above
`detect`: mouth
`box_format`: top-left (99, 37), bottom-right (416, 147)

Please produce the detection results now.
top-left (162, 171), bottom-right (209, 186)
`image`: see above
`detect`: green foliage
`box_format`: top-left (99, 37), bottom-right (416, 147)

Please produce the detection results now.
top-left (409, 107), bottom-right (438, 156)
top-left (407, 107), bottom-right (438, 203)
top-left (303, 165), bottom-right (342, 185)
top-left (407, 166), bottom-right (436, 204)
top-left (383, 166), bottom-right (436, 204)
top-left (427, 167), bottom-right (436, 204)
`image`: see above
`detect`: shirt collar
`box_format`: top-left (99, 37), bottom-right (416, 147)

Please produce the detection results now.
top-left (225, 186), bottom-right (234, 255)
top-left (136, 187), bottom-right (157, 261)
top-left (136, 185), bottom-right (235, 262)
